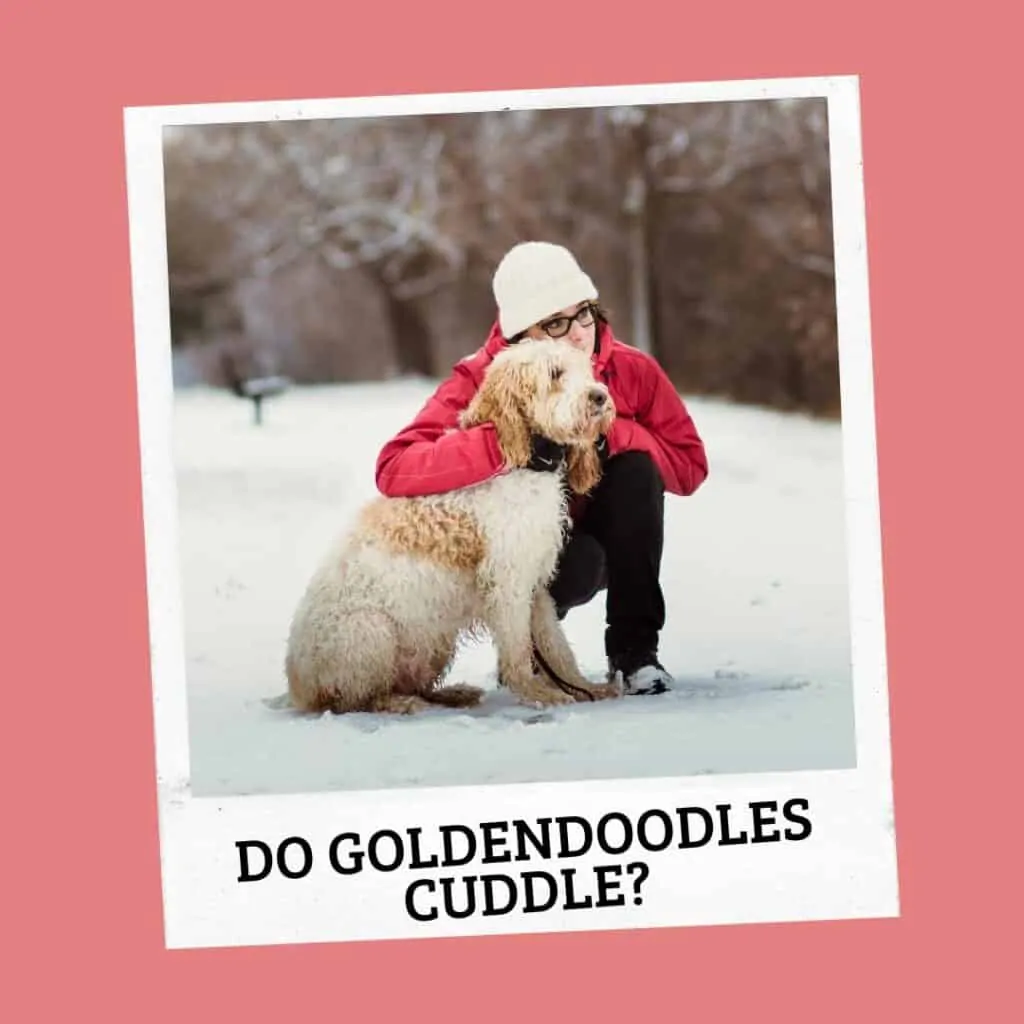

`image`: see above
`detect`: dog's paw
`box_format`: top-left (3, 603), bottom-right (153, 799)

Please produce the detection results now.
top-left (513, 677), bottom-right (575, 708)
top-left (591, 675), bottom-right (625, 700)
top-left (604, 670), bottom-right (627, 698)
top-left (555, 675), bottom-right (624, 702)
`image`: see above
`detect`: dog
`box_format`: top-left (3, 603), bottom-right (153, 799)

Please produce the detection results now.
top-left (284, 338), bottom-right (623, 715)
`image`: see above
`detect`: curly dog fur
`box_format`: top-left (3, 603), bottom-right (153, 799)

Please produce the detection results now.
top-left (284, 339), bottom-right (623, 715)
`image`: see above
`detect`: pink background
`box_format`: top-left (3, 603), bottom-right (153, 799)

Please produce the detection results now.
top-left (3, 0), bottom-right (1018, 1019)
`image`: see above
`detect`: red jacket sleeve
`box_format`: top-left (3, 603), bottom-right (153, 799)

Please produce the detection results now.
top-left (607, 352), bottom-right (709, 497)
top-left (375, 360), bottom-right (506, 498)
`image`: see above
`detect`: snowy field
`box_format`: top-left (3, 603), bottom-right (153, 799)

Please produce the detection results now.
top-left (170, 378), bottom-right (857, 797)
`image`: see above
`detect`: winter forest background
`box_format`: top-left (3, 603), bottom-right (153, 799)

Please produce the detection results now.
top-left (162, 94), bottom-right (860, 794)
top-left (163, 97), bottom-right (839, 417)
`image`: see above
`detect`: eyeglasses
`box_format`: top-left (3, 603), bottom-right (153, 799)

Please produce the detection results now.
top-left (538, 304), bottom-right (596, 338)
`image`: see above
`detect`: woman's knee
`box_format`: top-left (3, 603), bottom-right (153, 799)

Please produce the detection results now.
top-left (596, 450), bottom-right (665, 532)
top-left (604, 449), bottom-right (663, 496)
top-left (549, 532), bottom-right (607, 614)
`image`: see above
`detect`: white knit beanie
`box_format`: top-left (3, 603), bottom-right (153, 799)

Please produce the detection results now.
top-left (492, 241), bottom-right (599, 338)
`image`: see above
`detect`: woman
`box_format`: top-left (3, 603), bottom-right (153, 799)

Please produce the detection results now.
top-left (375, 241), bottom-right (709, 695)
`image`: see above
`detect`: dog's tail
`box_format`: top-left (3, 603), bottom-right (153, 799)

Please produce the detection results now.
top-left (421, 683), bottom-right (484, 709)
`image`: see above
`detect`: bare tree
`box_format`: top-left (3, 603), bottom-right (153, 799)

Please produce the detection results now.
top-left (164, 96), bottom-right (840, 415)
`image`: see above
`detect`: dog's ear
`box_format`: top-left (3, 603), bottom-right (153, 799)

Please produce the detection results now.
top-left (565, 442), bottom-right (603, 496)
top-left (459, 361), bottom-right (532, 469)
top-left (459, 373), bottom-right (496, 431)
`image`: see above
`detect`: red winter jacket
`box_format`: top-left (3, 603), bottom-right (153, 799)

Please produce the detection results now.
top-left (375, 320), bottom-right (709, 504)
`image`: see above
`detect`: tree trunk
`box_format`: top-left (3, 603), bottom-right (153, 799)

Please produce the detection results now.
top-left (624, 170), bottom-right (652, 355)
top-left (623, 117), bottom-right (653, 356)
top-left (368, 265), bottom-right (434, 377)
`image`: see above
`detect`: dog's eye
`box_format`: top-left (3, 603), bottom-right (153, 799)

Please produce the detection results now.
top-left (550, 366), bottom-right (564, 383)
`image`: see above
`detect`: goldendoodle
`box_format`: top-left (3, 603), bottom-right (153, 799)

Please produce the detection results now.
top-left (284, 338), bottom-right (623, 714)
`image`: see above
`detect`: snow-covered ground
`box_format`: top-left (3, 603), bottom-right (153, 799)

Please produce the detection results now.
top-left (171, 379), bottom-right (856, 797)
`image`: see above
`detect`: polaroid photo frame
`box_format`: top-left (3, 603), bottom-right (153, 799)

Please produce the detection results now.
top-left (124, 73), bottom-right (899, 950)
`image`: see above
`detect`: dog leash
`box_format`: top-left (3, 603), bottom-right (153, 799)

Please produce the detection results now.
top-left (531, 641), bottom-right (596, 702)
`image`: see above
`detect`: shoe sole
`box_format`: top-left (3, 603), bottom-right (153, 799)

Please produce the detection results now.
top-left (626, 681), bottom-right (669, 695)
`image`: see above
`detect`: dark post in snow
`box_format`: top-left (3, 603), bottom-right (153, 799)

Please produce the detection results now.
top-left (220, 351), bottom-right (292, 426)
top-left (238, 375), bottom-right (291, 425)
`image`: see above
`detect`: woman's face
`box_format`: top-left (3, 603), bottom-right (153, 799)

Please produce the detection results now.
top-left (525, 302), bottom-right (598, 358)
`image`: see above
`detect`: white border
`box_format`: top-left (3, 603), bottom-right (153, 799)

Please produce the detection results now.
top-left (124, 74), bottom-right (899, 950)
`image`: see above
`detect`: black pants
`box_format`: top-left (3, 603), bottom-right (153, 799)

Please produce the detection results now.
top-left (548, 450), bottom-right (666, 661)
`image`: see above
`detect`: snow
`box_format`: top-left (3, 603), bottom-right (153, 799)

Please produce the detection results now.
top-left (173, 379), bottom-right (856, 797)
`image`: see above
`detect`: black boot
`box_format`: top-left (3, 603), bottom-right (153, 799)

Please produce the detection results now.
top-left (607, 648), bottom-right (673, 695)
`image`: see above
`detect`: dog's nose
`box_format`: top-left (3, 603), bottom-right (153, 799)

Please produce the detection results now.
top-left (589, 387), bottom-right (607, 407)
